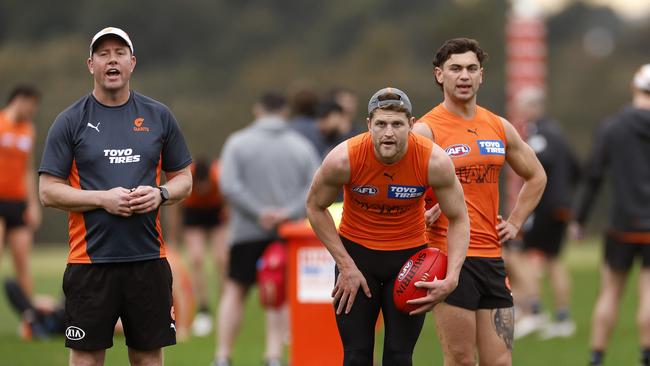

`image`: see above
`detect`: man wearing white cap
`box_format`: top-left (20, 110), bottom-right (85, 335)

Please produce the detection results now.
top-left (571, 64), bottom-right (650, 366)
top-left (38, 27), bottom-right (193, 366)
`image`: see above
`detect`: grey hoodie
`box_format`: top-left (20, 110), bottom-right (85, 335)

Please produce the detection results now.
top-left (220, 115), bottom-right (320, 244)
top-left (575, 106), bottom-right (650, 231)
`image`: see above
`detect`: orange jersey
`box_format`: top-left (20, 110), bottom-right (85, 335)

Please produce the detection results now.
top-left (183, 161), bottom-right (223, 209)
top-left (338, 132), bottom-right (432, 250)
top-left (419, 104), bottom-right (507, 258)
top-left (0, 111), bottom-right (34, 200)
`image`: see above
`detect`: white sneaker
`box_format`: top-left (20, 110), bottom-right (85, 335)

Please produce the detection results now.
top-left (538, 319), bottom-right (576, 340)
top-left (514, 313), bottom-right (549, 339)
top-left (192, 311), bottom-right (213, 337)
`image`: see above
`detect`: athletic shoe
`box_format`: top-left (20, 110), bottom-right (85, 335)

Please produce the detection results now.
top-left (192, 311), bottom-right (213, 337)
top-left (264, 359), bottom-right (283, 366)
top-left (538, 319), bottom-right (576, 340)
top-left (514, 313), bottom-right (549, 339)
top-left (211, 359), bottom-right (230, 366)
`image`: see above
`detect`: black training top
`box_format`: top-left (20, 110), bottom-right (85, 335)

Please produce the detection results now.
top-left (526, 118), bottom-right (580, 217)
top-left (574, 106), bottom-right (650, 233)
top-left (39, 91), bottom-right (192, 263)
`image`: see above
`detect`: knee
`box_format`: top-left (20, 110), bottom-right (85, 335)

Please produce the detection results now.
top-left (445, 347), bottom-right (476, 366)
top-left (344, 349), bottom-right (373, 366)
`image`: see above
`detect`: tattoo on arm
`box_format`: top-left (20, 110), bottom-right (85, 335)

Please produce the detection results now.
top-left (492, 307), bottom-right (514, 351)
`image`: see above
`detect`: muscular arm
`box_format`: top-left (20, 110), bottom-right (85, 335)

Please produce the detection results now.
top-left (408, 145), bottom-right (469, 314)
top-left (305, 142), bottom-right (371, 314)
top-left (428, 144), bottom-right (469, 283)
top-left (501, 118), bottom-right (547, 236)
top-left (306, 142), bottom-right (353, 271)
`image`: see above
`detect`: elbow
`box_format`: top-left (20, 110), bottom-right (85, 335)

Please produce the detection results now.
top-left (39, 186), bottom-right (54, 208)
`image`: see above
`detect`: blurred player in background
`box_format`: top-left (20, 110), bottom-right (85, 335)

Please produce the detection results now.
top-left (571, 64), bottom-right (650, 366)
top-left (508, 87), bottom-right (580, 340)
top-left (307, 87), bottom-right (469, 366)
top-left (329, 86), bottom-right (362, 140)
top-left (166, 157), bottom-right (228, 337)
top-left (413, 38), bottom-right (546, 365)
top-left (213, 92), bottom-right (319, 366)
top-left (0, 85), bottom-right (41, 299)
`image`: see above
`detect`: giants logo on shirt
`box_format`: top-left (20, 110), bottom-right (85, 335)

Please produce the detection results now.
top-left (445, 144), bottom-right (471, 158)
top-left (388, 185), bottom-right (425, 199)
top-left (104, 148), bottom-right (141, 164)
top-left (477, 140), bottom-right (505, 155)
top-left (133, 118), bottom-right (150, 132)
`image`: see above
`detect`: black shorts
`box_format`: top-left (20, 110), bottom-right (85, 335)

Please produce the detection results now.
top-left (228, 239), bottom-right (273, 286)
top-left (522, 213), bottom-right (568, 258)
top-left (0, 200), bottom-right (26, 229)
top-left (182, 206), bottom-right (223, 229)
top-left (63, 259), bottom-right (176, 351)
top-left (444, 257), bottom-right (513, 311)
top-left (604, 233), bottom-right (650, 271)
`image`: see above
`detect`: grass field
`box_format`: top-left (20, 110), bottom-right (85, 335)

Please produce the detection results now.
top-left (0, 240), bottom-right (642, 365)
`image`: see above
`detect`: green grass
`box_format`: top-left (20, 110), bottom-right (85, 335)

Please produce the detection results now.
top-left (0, 240), bottom-right (642, 365)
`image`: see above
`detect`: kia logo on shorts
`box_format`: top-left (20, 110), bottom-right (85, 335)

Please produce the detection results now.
top-left (397, 260), bottom-right (413, 281)
top-left (352, 185), bottom-right (378, 195)
top-left (65, 326), bottom-right (86, 340)
top-left (445, 144), bottom-right (471, 158)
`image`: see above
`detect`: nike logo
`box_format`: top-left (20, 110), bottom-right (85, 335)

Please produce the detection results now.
top-left (170, 323), bottom-right (176, 332)
top-left (467, 128), bottom-right (478, 136)
top-left (87, 122), bottom-right (100, 132)
top-left (384, 172), bottom-right (395, 181)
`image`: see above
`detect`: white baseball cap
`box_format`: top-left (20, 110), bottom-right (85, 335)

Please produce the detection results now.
top-left (633, 64), bottom-right (650, 92)
top-left (89, 27), bottom-right (134, 56)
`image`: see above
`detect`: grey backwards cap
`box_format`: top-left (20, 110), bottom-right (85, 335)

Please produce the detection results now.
top-left (367, 87), bottom-right (412, 114)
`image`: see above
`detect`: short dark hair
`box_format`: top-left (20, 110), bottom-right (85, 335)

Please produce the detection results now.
top-left (289, 88), bottom-right (319, 118)
top-left (433, 38), bottom-right (488, 69)
top-left (315, 100), bottom-right (343, 119)
top-left (258, 91), bottom-right (287, 113)
top-left (369, 92), bottom-right (412, 119)
top-left (7, 85), bottom-right (40, 104)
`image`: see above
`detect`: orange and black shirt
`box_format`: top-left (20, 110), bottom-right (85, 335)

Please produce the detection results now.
top-left (39, 92), bottom-right (192, 264)
top-left (182, 161), bottom-right (223, 209)
top-left (338, 132), bottom-right (432, 250)
top-left (0, 111), bottom-right (34, 201)
top-left (419, 104), bottom-right (507, 258)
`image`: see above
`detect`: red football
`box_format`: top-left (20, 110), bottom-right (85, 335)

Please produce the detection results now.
top-left (393, 247), bottom-right (447, 313)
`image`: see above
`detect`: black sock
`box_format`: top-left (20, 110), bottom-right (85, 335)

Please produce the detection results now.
top-left (589, 350), bottom-right (604, 366)
top-left (641, 348), bottom-right (650, 366)
top-left (555, 308), bottom-right (569, 322)
top-left (531, 300), bottom-right (542, 315)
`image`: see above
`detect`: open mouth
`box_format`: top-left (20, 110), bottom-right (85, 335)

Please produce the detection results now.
top-left (457, 85), bottom-right (472, 92)
top-left (381, 141), bottom-right (396, 147)
top-left (106, 68), bottom-right (121, 78)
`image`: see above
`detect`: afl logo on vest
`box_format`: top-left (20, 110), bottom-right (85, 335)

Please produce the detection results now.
top-left (445, 144), bottom-right (471, 158)
top-left (352, 186), bottom-right (378, 195)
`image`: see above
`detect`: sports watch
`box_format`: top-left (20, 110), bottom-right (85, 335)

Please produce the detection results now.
top-left (157, 186), bottom-right (170, 204)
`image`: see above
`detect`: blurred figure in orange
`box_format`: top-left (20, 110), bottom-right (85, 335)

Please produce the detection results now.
top-left (571, 64), bottom-right (650, 366)
top-left (167, 157), bottom-right (228, 337)
top-left (0, 85), bottom-right (41, 299)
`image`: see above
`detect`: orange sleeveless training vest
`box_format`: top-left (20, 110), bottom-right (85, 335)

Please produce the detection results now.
top-left (419, 104), bottom-right (507, 258)
top-left (338, 132), bottom-right (432, 250)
